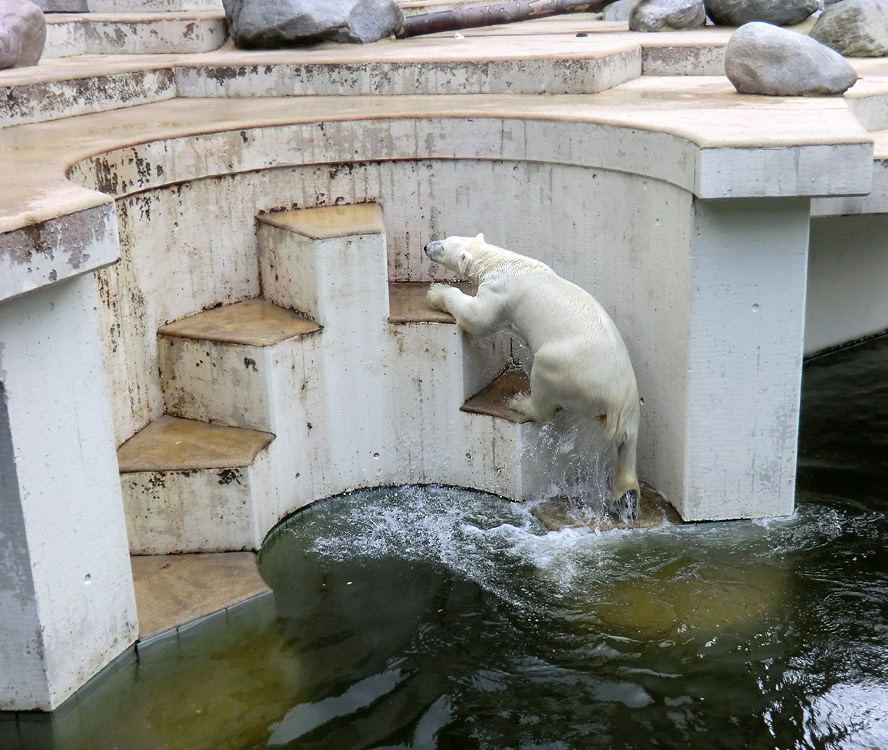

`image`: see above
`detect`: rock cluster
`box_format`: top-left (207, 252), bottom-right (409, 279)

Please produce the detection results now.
top-left (705, 0), bottom-right (818, 26)
top-left (223, 0), bottom-right (404, 48)
top-left (811, 0), bottom-right (888, 57)
top-left (0, 0), bottom-right (45, 70)
top-left (724, 21), bottom-right (858, 95)
top-left (629, 0), bottom-right (706, 31)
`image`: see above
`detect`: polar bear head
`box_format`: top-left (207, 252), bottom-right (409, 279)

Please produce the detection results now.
top-left (423, 233), bottom-right (486, 277)
top-left (424, 234), bottom-right (547, 283)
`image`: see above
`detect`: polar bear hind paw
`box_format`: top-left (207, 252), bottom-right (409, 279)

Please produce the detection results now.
top-left (507, 392), bottom-right (534, 417)
top-left (613, 488), bottom-right (640, 522)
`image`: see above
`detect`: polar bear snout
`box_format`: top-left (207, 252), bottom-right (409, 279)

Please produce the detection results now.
top-left (424, 240), bottom-right (445, 262)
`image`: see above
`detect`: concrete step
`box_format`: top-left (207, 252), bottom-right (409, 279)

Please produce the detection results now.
top-left (131, 551), bottom-right (270, 641)
top-left (158, 298), bottom-right (320, 431)
top-left (388, 280), bottom-right (473, 324)
top-left (461, 366), bottom-right (531, 423)
top-left (44, 12), bottom-right (226, 58)
top-left (117, 415), bottom-right (275, 554)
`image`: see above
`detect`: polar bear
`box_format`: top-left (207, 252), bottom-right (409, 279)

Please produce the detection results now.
top-left (425, 233), bottom-right (641, 514)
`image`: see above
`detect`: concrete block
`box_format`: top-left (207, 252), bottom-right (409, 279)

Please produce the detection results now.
top-left (0, 275), bottom-right (137, 711)
top-left (117, 416), bottom-right (275, 554)
top-left (158, 299), bottom-right (321, 432)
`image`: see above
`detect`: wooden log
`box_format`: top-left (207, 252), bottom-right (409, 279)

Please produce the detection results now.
top-left (396, 0), bottom-right (615, 38)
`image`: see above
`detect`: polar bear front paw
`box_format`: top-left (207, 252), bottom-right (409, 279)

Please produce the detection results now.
top-left (427, 283), bottom-right (452, 312)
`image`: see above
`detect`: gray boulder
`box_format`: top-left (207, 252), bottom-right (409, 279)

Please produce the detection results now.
top-left (604, 0), bottom-right (643, 21)
top-left (224, 0), bottom-right (404, 48)
top-left (811, 0), bottom-right (888, 57)
top-left (630, 0), bottom-right (706, 30)
top-left (705, 0), bottom-right (818, 26)
top-left (0, 0), bottom-right (45, 70)
top-left (725, 22), bottom-right (858, 95)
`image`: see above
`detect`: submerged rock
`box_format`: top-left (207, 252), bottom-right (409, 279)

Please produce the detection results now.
top-left (811, 0), bottom-right (888, 57)
top-left (704, 0), bottom-right (818, 26)
top-left (223, 0), bottom-right (404, 48)
top-left (629, 0), bottom-right (706, 31)
top-left (0, 0), bottom-right (45, 70)
top-left (725, 21), bottom-right (858, 95)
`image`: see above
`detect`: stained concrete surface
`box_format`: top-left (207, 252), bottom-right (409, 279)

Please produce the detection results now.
top-left (461, 367), bottom-right (532, 424)
top-left (258, 203), bottom-right (385, 240)
top-left (117, 415), bottom-right (274, 472)
top-left (158, 298), bottom-right (320, 346)
top-left (130, 551), bottom-right (270, 639)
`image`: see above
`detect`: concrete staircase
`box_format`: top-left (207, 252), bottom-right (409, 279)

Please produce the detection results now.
top-left (117, 202), bottom-right (604, 557)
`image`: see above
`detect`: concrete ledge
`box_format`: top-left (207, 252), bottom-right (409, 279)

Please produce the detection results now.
top-left (131, 552), bottom-right (269, 640)
top-left (44, 12), bottom-right (227, 58)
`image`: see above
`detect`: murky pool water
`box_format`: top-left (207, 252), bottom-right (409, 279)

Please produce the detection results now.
top-left (3, 336), bottom-right (888, 749)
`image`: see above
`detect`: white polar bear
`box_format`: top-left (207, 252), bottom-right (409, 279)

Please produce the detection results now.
top-left (424, 233), bottom-right (641, 513)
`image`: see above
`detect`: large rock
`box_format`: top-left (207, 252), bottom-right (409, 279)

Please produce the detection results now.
top-left (725, 22), bottom-right (858, 95)
top-left (705, 0), bottom-right (818, 26)
top-left (603, 0), bottom-right (643, 21)
top-left (629, 0), bottom-right (706, 30)
top-left (811, 0), bottom-right (888, 57)
top-left (223, 0), bottom-right (404, 48)
top-left (0, 0), bottom-right (45, 70)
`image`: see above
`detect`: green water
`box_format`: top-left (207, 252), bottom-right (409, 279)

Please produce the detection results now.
top-left (3, 336), bottom-right (888, 749)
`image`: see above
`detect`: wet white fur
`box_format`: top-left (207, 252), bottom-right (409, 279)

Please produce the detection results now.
top-left (426, 233), bottom-right (641, 501)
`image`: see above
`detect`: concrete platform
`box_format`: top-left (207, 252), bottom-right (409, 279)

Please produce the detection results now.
top-left (258, 203), bottom-right (385, 240)
top-left (117, 415), bottom-right (274, 472)
top-left (131, 552), bottom-right (270, 640)
top-left (158, 299), bottom-right (320, 346)
top-left (461, 368), bottom-right (531, 424)
top-left (388, 281), bottom-right (476, 324)
top-left (44, 12), bottom-right (227, 58)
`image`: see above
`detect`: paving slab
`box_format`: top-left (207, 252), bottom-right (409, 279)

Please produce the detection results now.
top-left (131, 551), bottom-right (270, 639)
top-left (158, 299), bottom-right (320, 346)
top-left (258, 203), bottom-right (385, 240)
top-left (461, 367), bottom-right (531, 424)
top-left (117, 415), bottom-right (274, 472)
top-left (388, 281), bottom-right (476, 323)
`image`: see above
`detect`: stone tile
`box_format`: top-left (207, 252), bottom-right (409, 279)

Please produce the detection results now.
top-left (131, 551), bottom-right (270, 640)
top-left (257, 203), bottom-right (384, 240)
top-left (116, 415), bottom-right (274, 473)
top-left (158, 298), bottom-right (320, 346)
top-left (461, 367), bottom-right (531, 424)
top-left (388, 281), bottom-right (476, 323)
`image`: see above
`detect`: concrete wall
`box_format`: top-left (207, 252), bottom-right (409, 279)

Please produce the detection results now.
top-left (0, 275), bottom-right (138, 711)
top-left (805, 214), bottom-right (888, 356)
top-left (95, 161), bottom-right (691, 490)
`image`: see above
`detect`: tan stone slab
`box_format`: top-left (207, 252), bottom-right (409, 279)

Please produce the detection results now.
top-left (388, 281), bottom-right (476, 323)
top-left (461, 367), bottom-right (531, 424)
top-left (117, 415), bottom-right (274, 473)
top-left (257, 202), bottom-right (384, 240)
top-left (0, 84), bottom-right (871, 235)
top-left (158, 298), bottom-right (320, 346)
top-left (531, 483), bottom-right (681, 532)
top-left (131, 551), bottom-right (270, 639)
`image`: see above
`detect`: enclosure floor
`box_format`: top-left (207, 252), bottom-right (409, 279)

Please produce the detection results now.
top-left (131, 552), bottom-right (270, 640)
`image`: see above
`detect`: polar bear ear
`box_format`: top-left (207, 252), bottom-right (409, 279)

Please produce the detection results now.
top-left (474, 232), bottom-right (485, 243)
top-left (458, 249), bottom-right (473, 276)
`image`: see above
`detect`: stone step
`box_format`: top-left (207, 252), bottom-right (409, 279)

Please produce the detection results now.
top-left (388, 281), bottom-right (475, 324)
top-left (117, 415), bottom-right (275, 554)
top-left (461, 367), bottom-right (531, 423)
top-left (44, 12), bottom-right (226, 58)
top-left (158, 299), bottom-right (320, 432)
top-left (131, 551), bottom-right (270, 641)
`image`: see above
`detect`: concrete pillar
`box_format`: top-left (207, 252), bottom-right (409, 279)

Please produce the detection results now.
top-left (665, 198), bottom-right (810, 521)
top-left (0, 275), bottom-right (138, 711)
